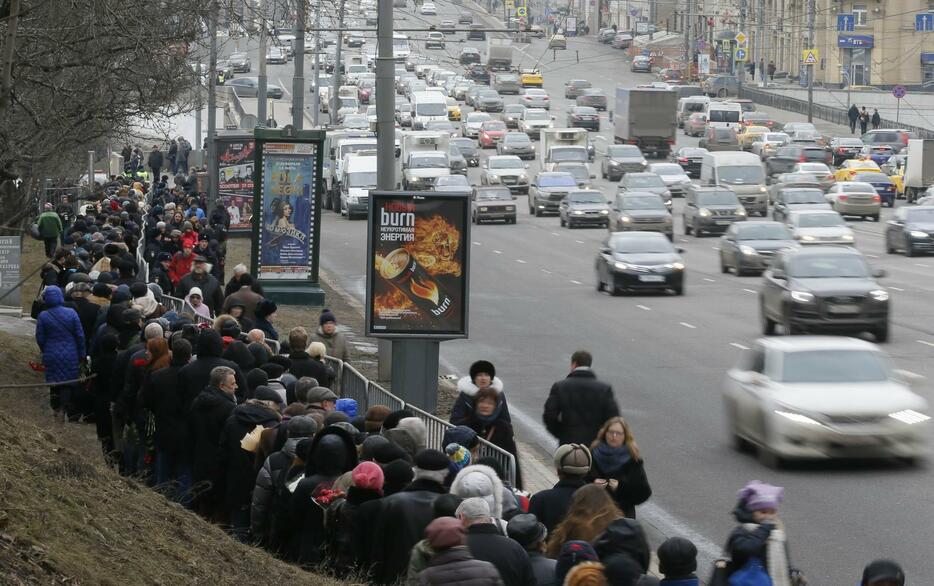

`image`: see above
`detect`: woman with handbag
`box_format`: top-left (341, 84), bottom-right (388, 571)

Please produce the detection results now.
top-left (587, 416), bottom-right (652, 518)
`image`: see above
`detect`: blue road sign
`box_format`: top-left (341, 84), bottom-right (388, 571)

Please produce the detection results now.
top-left (893, 85), bottom-right (907, 99)
top-left (734, 48), bottom-right (747, 61)
top-left (838, 14), bottom-right (855, 32)
top-left (916, 13), bottom-right (934, 32)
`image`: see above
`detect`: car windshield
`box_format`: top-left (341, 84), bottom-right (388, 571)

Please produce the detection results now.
top-left (788, 254), bottom-right (868, 278)
top-left (449, 145), bottom-right (462, 157)
top-left (558, 165), bottom-right (589, 181)
top-left (621, 196), bottom-right (665, 210)
top-left (678, 148), bottom-right (706, 156)
top-left (415, 102), bottom-right (446, 116)
top-left (476, 189), bottom-right (510, 200)
top-left (708, 109), bottom-right (740, 122)
top-left (339, 97), bottom-right (359, 108)
top-left (524, 110), bottom-right (549, 121)
top-left (764, 133), bottom-right (788, 142)
top-left (798, 164), bottom-right (828, 173)
top-left (539, 174), bottom-right (576, 187)
top-left (684, 102), bottom-right (706, 112)
top-left (839, 183), bottom-right (876, 193)
top-left (497, 75), bottom-right (518, 82)
top-left (697, 192), bottom-right (738, 206)
top-left (627, 175), bottom-right (664, 188)
top-left (551, 148), bottom-right (587, 162)
top-left (505, 134), bottom-right (530, 144)
top-left (346, 172), bottom-right (377, 187)
top-left (854, 173), bottom-right (890, 183)
top-left (437, 176), bottom-right (469, 187)
top-left (467, 113), bottom-right (491, 123)
top-left (718, 166), bottom-right (765, 184)
top-left (490, 158), bottom-right (523, 169)
top-left (611, 237), bottom-right (673, 254)
top-left (568, 191), bottom-right (605, 203)
top-left (783, 189), bottom-right (825, 204)
top-left (478, 90), bottom-right (499, 98)
top-left (452, 139), bottom-right (476, 152)
top-left (608, 145), bottom-right (642, 158)
top-left (779, 350), bottom-right (889, 383)
top-left (505, 105), bottom-right (525, 114)
top-left (836, 138), bottom-right (863, 146)
top-left (410, 153), bottom-right (448, 167)
top-left (796, 213), bottom-right (844, 228)
top-left (713, 128), bottom-right (736, 139)
top-left (651, 164), bottom-right (683, 176)
top-left (865, 132), bottom-right (900, 143)
top-left (907, 208), bottom-right (934, 222)
top-left (574, 107), bottom-right (598, 115)
top-left (482, 121), bottom-right (506, 131)
top-left (737, 224), bottom-right (791, 240)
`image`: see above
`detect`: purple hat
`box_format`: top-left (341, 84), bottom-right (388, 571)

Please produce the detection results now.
top-left (738, 480), bottom-right (784, 512)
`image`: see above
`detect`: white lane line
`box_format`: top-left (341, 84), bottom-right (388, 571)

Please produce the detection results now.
top-left (711, 246), bottom-right (720, 251)
top-left (473, 241), bottom-right (482, 245)
top-left (541, 268), bottom-right (552, 274)
top-left (575, 240), bottom-right (585, 244)
top-left (516, 259), bottom-right (527, 264)
top-left (680, 322), bottom-right (697, 329)
top-left (277, 77), bottom-right (292, 98)
top-left (890, 286), bottom-right (904, 291)
top-left (743, 288), bottom-right (757, 294)
top-left (729, 342), bottom-right (750, 350)
top-left (551, 232), bottom-right (560, 236)
top-left (915, 263), bottom-right (931, 268)
top-left (917, 340), bottom-right (934, 348)
top-left (865, 253), bottom-right (879, 258)
top-left (703, 278), bottom-right (715, 282)
top-left (570, 279), bottom-right (582, 285)
top-left (493, 250), bottom-right (503, 254)
top-left (678, 238), bottom-right (689, 243)
top-left (636, 304), bottom-right (651, 311)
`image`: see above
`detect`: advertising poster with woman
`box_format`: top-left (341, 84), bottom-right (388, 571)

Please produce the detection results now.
top-left (259, 142), bottom-right (316, 280)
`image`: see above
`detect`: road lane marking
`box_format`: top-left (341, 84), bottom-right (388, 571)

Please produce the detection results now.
top-left (551, 232), bottom-right (560, 236)
top-left (890, 286), bottom-right (904, 291)
top-left (636, 304), bottom-right (651, 311)
top-left (493, 250), bottom-right (502, 254)
top-left (917, 340), bottom-right (934, 348)
top-left (473, 241), bottom-right (481, 245)
top-left (575, 240), bottom-right (585, 244)
top-left (570, 280), bottom-right (582, 284)
top-left (678, 238), bottom-right (689, 243)
top-left (743, 288), bottom-right (757, 294)
top-left (711, 246), bottom-right (720, 251)
top-left (516, 259), bottom-right (527, 263)
top-left (915, 263), bottom-right (930, 268)
top-left (679, 322), bottom-right (697, 329)
top-left (703, 278), bottom-right (715, 282)
top-left (865, 254), bottom-right (879, 258)
top-left (730, 342), bottom-right (750, 350)
top-left (541, 268), bottom-right (552, 274)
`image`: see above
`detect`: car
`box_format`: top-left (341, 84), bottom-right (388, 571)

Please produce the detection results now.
top-left (683, 185), bottom-right (746, 236)
top-left (503, 104), bottom-right (527, 129)
top-left (647, 163), bottom-right (691, 198)
top-left (768, 173), bottom-right (822, 204)
top-left (395, 100), bottom-right (413, 127)
top-left (452, 80), bottom-right (474, 100)
top-left (786, 210), bottom-right (854, 245)
top-left (791, 162), bottom-right (835, 192)
top-left (564, 79), bottom-right (592, 99)
top-left (618, 172), bottom-right (672, 211)
top-left (266, 47), bottom-right (288, 64)
top-left (520, 69), bottom-right (543, 88)
top-left (737, 125), bottom-right (771, 151)
top-left (751, 132), bottom-right (790, 160)
top-left (833, 159), bottom-right (881, 182)
top-left (829, 137), bottom-right (865, 165)
top-left (520, 88), bottom-right (551, 110)
top-left (226, 77), bottom-right (284, 99)
top-left (458, 12), bottom-right (474, 24)
top-left (438, 20), bottom-right (456, 33)
top-left (481, 155), bottom-right (530, 193)
top-left (857, 144), bottom-right (895, 166)
top-left (886, 205), bottom-right (934, 256)
top-left (597, 27), bottom-right (617, 43)
top-left (492, 72), bottom-right (522, 95)
top-left (451, 137), bottom-right (480, 167)
top-left (723, 336), bottom-right (926, 467)
top-left (861, 129), bottom-right (918, 154)
top-left (771, 188), bottom-right (831, 223)
top-left (347, 33), bottom-right (365, 48)
top-left (727, 98), bottom-right (756, 113)
top-left (554, 162), bottom-right (594, 189)
top-left (656, 68), bottom-right (684, 84)
top-left (447, 143), bottom-right (468, 175)
top-left (433, 175), bottom-right (471, 193)
top-left (759, 247), bottom-right (889, 341)
top-left (780, 122), bottom-right (816, 137)
top-left (767, 145), bottom-right (831, 176)
top-left (465, 63), bottom-right (491, 84)
top-left (517, 108), bottom-right (553, 137)
top-left (669, 146), bottom-right (707, 179)
top-left (567, 106), bottom-right (600, 131)
top-left (462, 112), bottom-right (492, 138)
top-left (683, 113), bottom-right (708, 137)
top-left (419, 2), bottom-right (437, 14)
top-left (701, 74), bottom-right (739, 97)
top-left (528, 171), bottom-right (578, 215)
top-left (467, 24), bottom-right (486, 41)
top-left (229, 52), bottom-right (251, 73)
top-left (719, 221), bottom-right (797, 275)
top-left (441, 97), bottom-right (461, 122)
top-left (825, 181), bottom-right (883, 220)
top-left (698, 126), bottom-right (740, 152)
top-left (478, 120), bottom-right (508, 148)
top-left (342, 113), bottom-right (370, 130)
top-left (611, 32), bottom-right (633, 49)
top-left (425, 120), bottom-right (457, 134)
top-left (425, 31), bottom-right (445, 49)
top-left (740, 111), bottom-right (778, 130)
top-left (608, 192), bottom-right (672, 238)
top-left (472, 186), bottom-right (517, 224)
top-left (558, 189), bottom-right (610, 228)
top-left (548, 34), bottom-right (567, 49)
top-left (527, 24), bottom-right (546, 38)
top-left (576, 89), bottom-right (608, 111)
top-left (459, 47), bottom-right (482, 65)
top-left (631, 55), bottom-right (652, 72)
top-left (475, 89), bottom-right (504, 112)
top-left (595, 231), bottom-right (685, 295)
top-left (497, 131), bottom-right (535, 159)
top-left (601, 144), bottom-right (647, 181)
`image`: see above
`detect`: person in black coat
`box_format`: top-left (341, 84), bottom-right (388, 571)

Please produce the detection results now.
top-left (592, 518), bottom-right (654, 581)
top-left (847, 104), bottom-right (860, 134)
top-left (327, 461), bottom-right (384, 571)
top-left (285, 326), bottom-right (334, 387)
top-left (188, 366), bottom-right (239, 520)
top-left (68, 283), bottom-right (103, 346)
top-left (528, 443), bottom-right (592, 534)
top-left (586, 417), bottom-right (652, 519)
top-left (150, 252), bottom-right (174, 296)
top-left (457, 497), bottom-right (536, 586)
top-left (176, 258), bottom-right (224, 315)
top-left (90, 332), bottom-right (118, 463)
top-left (454, 386), bottom-right (523, 490)
top-left (177, 329), bottom-right (248, 403)
top-left (543, 350), bottom-right (620, 446)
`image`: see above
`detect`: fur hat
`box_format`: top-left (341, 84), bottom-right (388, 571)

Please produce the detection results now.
top-left (469, 360), bottom-right (496, 381)
top-left (554, 443), bottom-right (592, 476)
top-left (450, 464), bottom-right (504, 519)
top-left (365, 405), bottom-right (392, 433)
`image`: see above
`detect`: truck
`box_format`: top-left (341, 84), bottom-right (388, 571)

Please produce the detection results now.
top-left (322, 130), bottom-right (375, 211)
top-left (401, 131), bottom-right (451, 190)
top-left (614, 87), bottom-right (678, 158)
top-left (487, 38), bottom-right (513, 72)
top-left (340, 151), bottom-right (378, 219)
top-left (903, 139), bottom-right (934, 203)
top-left (539, 128), bottom-right (589, 172)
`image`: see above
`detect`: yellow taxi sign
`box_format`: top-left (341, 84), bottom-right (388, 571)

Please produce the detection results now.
top-left (801, 49), bottom-right (819, 65)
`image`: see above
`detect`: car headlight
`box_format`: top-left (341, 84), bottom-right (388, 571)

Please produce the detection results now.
top-left (621, 215), bottom-right (632, 223)
top-left (572, 210), bottom-right (584, 215)
top-left (614, 261), bottom-right (629, 270)
top-left (665, 262), bottom-right (685, 270)
top-left (759, 186), bottom-right (767, 193)
top-left (488, 176), bottom-right (500, 183)
top-left (600, 209), bottom-right (609, 215)
top-left (869, 289), bottom-right (889, 302)
top-left (799, 235), bottom-right (816, 241)
top-left (790, 290), bottom-right (814, 303)
top-left (698, 208), bottom-right (711, 217)
top-left (608, 160), bottom-right (620, 166)
top-left (479, 207), bottom-right (488, 211)
top-left (640, 161), bottom-right (648, 167)
top-left (518, 174), bottom-right (528, 181)
top-left (506, 206), bottom-right (515, 211)
top-left (735, 207), bottom-right (747, 216)
top-left (841, 234), bottom-right (854, 241)
top-left (910, 230), bottom-right (929, 238)
top-left (408, 176), bottom-right (422, 183)
top-left (775, 410), bottom-right (824, 426)
top-left (739, 245), bottom-right (758, 256)
top-left (888, 409), bottom-right (931, 424)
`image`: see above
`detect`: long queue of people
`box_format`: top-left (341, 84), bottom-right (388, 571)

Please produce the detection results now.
top-left (30, 177), bottom-right (908, 585)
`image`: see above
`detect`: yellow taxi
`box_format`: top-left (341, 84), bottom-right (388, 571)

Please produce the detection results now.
top-left (520, 69), bottom-right (543, 88)
top-left (833, 158), bottom-right (881, 182)
top-left (446, 97), bottom-right (462, 121)
top-left (737, 125), bottom-right (770, 150)
top-left (890, 165), bottom-right (905, 197)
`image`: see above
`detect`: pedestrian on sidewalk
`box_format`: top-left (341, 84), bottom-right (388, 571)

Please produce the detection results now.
top-left (148, 145), bottom-right (164, 181)
top-left (37, 202), bottom-right (63, 258)
top-left (656, 537), bottom-right (699, 585)
top-left (768, 61), bottom-right (776, 82)
top-left (546, 484), bottom-right (622, 558)
top-left (167, 140), bottom-right (178, 175)
top-left (35, 285), bottom-right (86, 421)
top-left (871, 109), bottom-right (881, 129)
top-left (543, 350), bottom-right (619, 446)
top-left (860, 559), bottom-right (905, 586)
top-left (848, 104), bottom-right (860, 134)
top-left (587, 416), bottom-right (652, 519)
top-left (859, 107), bottom-right (870, 134)
top-left (528, 443), bottom-right (592, 533)
top-left (311, 308), bottom-right (349, 362)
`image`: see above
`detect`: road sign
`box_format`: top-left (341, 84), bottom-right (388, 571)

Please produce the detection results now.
top-left (801, 49), bottom-right (819, 64)
top-left (893, 84), bottom-right (907, 99)
top-left (698, 53), bottom-right (710, 75)
top-left (734, 47), bottom-right (747, 62)
top-left (516, 6), bottom-right (526, 16)
top-left (837, 14), bottom-right (855, 32)
top-left (505, 0), bottom-right (514, 9)
top-left (734, 32), bottom-right (747, 46)
top-left (917, 13), bottom-right (934, 32)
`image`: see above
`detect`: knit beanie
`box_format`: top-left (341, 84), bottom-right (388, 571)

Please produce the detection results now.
top-left (446, 443), bottom-right (471, 474)
top-left (657, 536), bottom-right (698, 578)
top-left (351, 461), bottom-right (384, 492)
top-left (319, 308), bottom-right (337, 325)
top-left (556, 541), bottom-right (600, 585)
top-left (382, 459), bottom-right (415, 495)
top-left (335, 397), bottom-right (358, 418)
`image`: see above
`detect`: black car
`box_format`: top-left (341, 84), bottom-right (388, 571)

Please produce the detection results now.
top-left (669, 147), bottom-right (707, 178)
top-left (595, 231), bottom-right (685, 295)
top-left (467, 24), bottom-right (486, 41)
top-left (567, 106), bottom-right (600, 131)
top-left (559, 189), bottom-right (610, 228)
top-left (886, 206), bottom-right (934, 256)
top-left (829, 137), bottom-right (864, 165)
top-left (765, 144), bottom-right (830, 176)
top-left (459, 48), bottom-right (481, 65)
top-left (451, 138), bottom-right (480, 167)
top-left (861, 129), bottom-right (917, 154)
top-left (719, 221), bottom-right (797, 275)
top-left (466, 64), bottom-right (490, 84)
top-left (760, 246), bottom-right (888, 341)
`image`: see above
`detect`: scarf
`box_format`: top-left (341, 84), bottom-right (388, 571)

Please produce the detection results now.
top-left (591, 442), bottom-right (632, 476)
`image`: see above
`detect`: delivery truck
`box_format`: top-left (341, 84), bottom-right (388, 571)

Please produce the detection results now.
top-left (903, 139), bottom-right (934, 204)
top-left (614, 87), bottom-right (678, 158)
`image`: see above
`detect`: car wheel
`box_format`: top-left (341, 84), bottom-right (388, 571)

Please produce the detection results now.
top-left (726, 403), bottom-right (750, 453)
top-left (757, 443), bottom-right (784, 470)
top-left (684, 219), bottom-right (692, 235)
top-left (596, 270), bottom-right (605, 292)
top-left (717, 88), bottom-right (727, 98)
top-left (886, 237), bottom-right (897, 254)
top-left (761, 304), bottom-right (776, 335)
top-left (720, 255), bottom-right (730, 274)
top-left (693, 220), bottom-right (703, 237)
top-left (875, 322), bottom-right (890, 343)
top-left (906, 244), bottom-right (917, 257)
top-left (782, 310), bottom-right (801, 335)
top-left (534, 207), bottom-right (542, 217)
top-left (673, 284), bottom-right (684, 296)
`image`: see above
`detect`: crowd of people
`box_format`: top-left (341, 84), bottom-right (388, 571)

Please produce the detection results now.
top-left (29, 176), bottom-right (908, 585)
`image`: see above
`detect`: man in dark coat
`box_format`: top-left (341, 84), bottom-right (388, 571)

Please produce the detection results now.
top-left (148, 145), bottom-right (164, 180)
top-left (176, 256), bottom-right (224, 315)
top-left (177, 329), bottom-right (248, 404)
top-left (543, 350), bottom-right (619, 446)
top-left (167, 140), bottom-right (178, 174)
top-left (457, 497), bottom-right (536, 586)
top-left (528, 444), bottom-right (592, 533)
top-left (370, 449), bottom-right (450, 584)
top-left (150, 252), bottom-right (174, 296)
top-left (418, 517), bottom-right (504, 585)
top-left (188, 365), bottom-right (238, 519)
top-left (848, 104), bottom-right (860, 134)
top-left (285, 326), bottom-right (334, 387)
top-left (507, 514), bottom-right (557, 586)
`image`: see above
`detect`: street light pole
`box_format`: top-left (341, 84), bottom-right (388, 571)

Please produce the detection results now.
top-left (292, 0), bottom-right (306, 129)
top-left (207, 0), bottom-right (219, 201)
top-left (258, 10), bottom-right (268, 124)
top-left (312, 0), bottom-right (321, 127)
top-left (330, 0), bottom-right (347, 120)
top-left (806, 0), bottom-right (814, 122)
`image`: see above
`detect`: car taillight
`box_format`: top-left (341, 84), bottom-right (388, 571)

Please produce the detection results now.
top-left (837, 148), bottom-right (846, 153)
top-left (678, 157), bottom-right (689, 163)
top-left (872, 194), bottom-right (881, 202)
top-left (799, 155), bottom-right (807, 162)
top-left (667, 138), bottom-right (675, 145)
top-left (627, 139), bottom-right (638, 144)
top-left (838, 195), bottom-right (848, 201)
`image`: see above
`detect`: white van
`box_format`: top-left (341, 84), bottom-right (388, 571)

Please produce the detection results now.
top-left (677, 96), bottom-right (710, 128)
top-left (340, 152), bottom-right (378, 219)
top-left (345, 63), bottom-right (370, 85)
top-left (706, 101), bottom-right (742, 129)
top-left (411, 90), bottom-right (448, 129)
top-left (700, 151), bottom-right (768, 215)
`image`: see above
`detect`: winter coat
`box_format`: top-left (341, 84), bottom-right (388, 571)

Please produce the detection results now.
top-left (188, 386), bottom-right (237, 489)
top-left (177, 330), bottom-right (248, 404)
top-left (328, 485), bottom-right (383, 570)
top-left (288, 351), bottom-right (335, 388)
top-left (418, 546), bottom-right (504, 586)
top-left (36, 211), bottom-right (63, 238)
top-left (254, 316), bottom-right (279, 341)
top-left (527, 477), bottom-right (588, 534)
top-left (592, 518), bottom-right (652, 575)
top-left (69, 296), bottom-right (101, 350)
top-left (528, 552), bottom-right (557, 586)
top-left (148, 150), bottom-right (164, 170)
top-left (216, 400), bottom-right (281, 514)
top-left (35, 286), bottom-right (86, 383)
top-left (543, 368), bottom-right (619, 446)
top-left (450, 464), bottom-right (505, 519)
top-left (464, 523), bottom-right (536, 586)
top-left (586, 443), bottom-right (652, 519)
top-left (177, 272), bottom-right (224, 315)
top-left (251, 437), bottom-right (299, 543)
top-left (351, 493), bottom-right (385, 570)
top-left (371, 478), bottom-right (449, 584)
top-left (224, 285), bottom-right (264, 319)
top-left (726, 504), bottom-right (777, 574)
top-left (142, 355), bottom-right (196, 454)
top-left (168, 251), bottom-right (194, 285)
top-left (167, 142), bottom-right (178, 161)
top-left (310, 325), bottom-right (349, 362)
top-left (408, 538), bottom-right (435, 585)
top-left (848, 105), bottom-right (860, 122)
top-left (450, 377), bottom-right (511, 425)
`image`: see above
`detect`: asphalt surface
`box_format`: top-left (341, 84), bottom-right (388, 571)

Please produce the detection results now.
top-left (221, 3), bottom-right (934, 582)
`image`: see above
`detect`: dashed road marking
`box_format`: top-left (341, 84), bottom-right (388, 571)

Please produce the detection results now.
top-left (743, 288), bottom-right (757, 294)
top-left (711, 246), bottom-right (720, 251)
top-left (678, 238), bottom-right (689, 243)
top-left (493, 250), bottom-right (503, 254)
top-left (636, 304), bottom-right (651, 311)
top-left (473, 241), bottom-right (482, 245)
top-left (575, 240), bottom-right (585, 244)
top-left (516, 259), bottom-right (527, 263)
top-left (551, 232), bottom-right (560, 236)
top-left (915, 263), bottom-right (930, 268)
top-left (703, 278), bottom-right (715, 282)
top-left (541, 268), bottom-right (552, 274)
top-left (729, 342), bottom-right (750, 350)
top-left (864, 254), bottom-right (879, 259)
top-left (570, 279), bottom-right (582, 285)
top-left (890, 286), bottom-right (904, 291)
top-left (917, 340), bottom-right (934, 348)
top-left (680, 322), bottom-right (697, 329)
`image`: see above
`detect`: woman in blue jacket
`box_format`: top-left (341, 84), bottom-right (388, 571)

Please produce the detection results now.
top-left (35, 285), bottom-right (86, 420)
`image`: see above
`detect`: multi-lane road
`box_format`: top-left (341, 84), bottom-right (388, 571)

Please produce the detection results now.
top-left (223, 2), bottom-right (934, 581)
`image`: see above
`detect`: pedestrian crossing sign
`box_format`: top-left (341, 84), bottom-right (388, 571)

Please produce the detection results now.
top-left (517, 6), bottom-right (527, 16)
top-left (801, 49), bottom-right (819, 64)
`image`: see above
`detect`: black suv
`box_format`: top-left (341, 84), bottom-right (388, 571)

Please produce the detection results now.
top-left (885, 205), bottom-right (934, 256)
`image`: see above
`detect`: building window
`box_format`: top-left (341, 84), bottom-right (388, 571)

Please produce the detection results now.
top-left (929, 1), bottom-right (934, 12)
top-left (853, 4), bottom-right (868, 27)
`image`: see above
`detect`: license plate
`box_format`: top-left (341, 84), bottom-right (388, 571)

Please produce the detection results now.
top-left (716, 220), bottom-right (732, 225)
top-left (639, 275), bottom-right (665, 282)
top-left (828, 304), bottom-right (860, 314)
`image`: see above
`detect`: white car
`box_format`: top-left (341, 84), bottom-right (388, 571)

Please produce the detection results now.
top-left (420, 2), bottom-right (437, 14)
top-left (724, 336), bottom-right (929, 467)
top-left (425, 31), bottom-right (446, 49)
top-left (647, 163), bottom-right (692, 198)
top-left (751, 132), bottom-right (789, 159)
top-left (517, 108), bottom-right (553, 136)
top-left (342, 113), bottom-right (370, 130)
top-left (521, 88), bottom-right (551, 110)
top-left (786, 210), bottom-right (854, 244)
top-left (463, 112), bottom-right (492, 138)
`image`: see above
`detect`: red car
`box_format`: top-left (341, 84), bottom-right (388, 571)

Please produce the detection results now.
top-left (478, 120), bottom-right (507, 148)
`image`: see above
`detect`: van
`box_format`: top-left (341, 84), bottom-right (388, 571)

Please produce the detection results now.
top-left (340, 152), bottom-right (378, 219)
top-left (700, 151), bottom-right (768, 216)
top-left (411, 91), bottom-right (449, 130)
top-left (677, 96), bottom-right (709, 127)
top-left (706, 101), bottom-right (742, 129)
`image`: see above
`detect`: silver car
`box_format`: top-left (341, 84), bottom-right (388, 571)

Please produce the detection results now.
top-left (825, 182), bottom-right (881, 221)
top-left (647, 163), bottom-right (692, 198)
top-left (462, 112), bottom-right (492, 138)
top-left (520, 88), bottom-right (551, 110)
top-left (497, 132), bottom-right (535, 159)
top-left (481, 155), bottom-right (530, 194)
top-left (618, 172), bottom-right (672, 210)
top-left (787, 210), bottom-right (855, 245)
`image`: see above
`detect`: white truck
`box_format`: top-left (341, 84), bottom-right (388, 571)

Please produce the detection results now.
top-left (401, 131), bottom-right (451, 190)
top-left (322, 130), bottom-right (375, 211)
top-left (340, 151), bottom-right (378, 219)
top-left (613, 87), bottom-right (678, 158)
top-left (903, 139), bottom-right (934, 204)
top-left (539, 128), bottom-right (589, 172)
top-left (487, 38), bottom-right (513, 72)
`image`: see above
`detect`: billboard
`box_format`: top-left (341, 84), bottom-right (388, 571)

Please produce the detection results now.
top-left (216, 135), bottom-right (255, 232)
top-left (366, 191), bottom-right (470, 339)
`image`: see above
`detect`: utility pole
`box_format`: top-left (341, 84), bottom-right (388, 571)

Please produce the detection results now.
top-left (312, 0), bottom-right (321, 126)
top-left (806, 0), bottom-right (815, 122)
top-left (292, 0), bottom-right (306, 129)
top-left (683, 0), bottom-right (692, 79)
top-left (0, 0), bottom-right (22, 113)
top-left (207, 0), bottom-right (219, 201)
top-left (258, 9), bottom-right (268, 125)
top-left (738, 0), bottom-right (747, 90)
top-left (330, 0), bottom-right (346, 120)
top-left (755, 0), bottom-right (763, 86)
